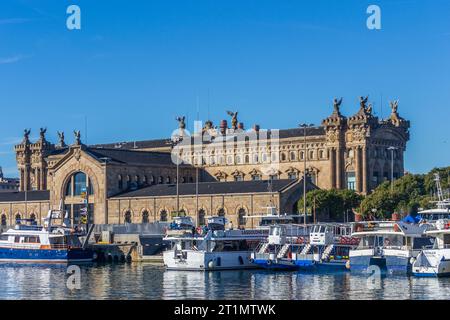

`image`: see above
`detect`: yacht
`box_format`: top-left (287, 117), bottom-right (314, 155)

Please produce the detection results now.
top-left (251, 223), bottom-right (310, 270)
top-left (349, 220), bottom-right (431, 275)
top-left (412, 219), bottom-right (450, 277)
top-left (417, 173), bottom-right (450, 222)
top-left (246, 206), bottom-right (303, 230)
top-left (0, 210), bottom-right (95, 263)
top-left (252, 223), bottom-right (357, 271)
top-left (163, 216), bottom-right (267, 270)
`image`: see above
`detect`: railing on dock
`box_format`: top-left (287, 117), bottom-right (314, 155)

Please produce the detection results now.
top-left (93, 222), bottom-right (169, 235)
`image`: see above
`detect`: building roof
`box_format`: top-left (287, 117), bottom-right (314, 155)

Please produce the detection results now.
top-left (113, 179), bottom-right (300, 198)
top-left (89, 127), bottom-right (325, 152)
top-left (0, 190), bottom-right (50, 203)
top-left (85, 147), bottom-right (177, 166)
top-left (90, 139), bottom-right (171, 150)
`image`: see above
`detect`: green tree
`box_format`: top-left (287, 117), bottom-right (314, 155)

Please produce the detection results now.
top-left (298, 189), bottom-right (362, 221)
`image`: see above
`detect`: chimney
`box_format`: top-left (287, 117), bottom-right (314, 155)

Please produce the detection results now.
top-left (253, 124), bottom-right (260, 132)
top-left (238, 122), bottom-right (244, 130)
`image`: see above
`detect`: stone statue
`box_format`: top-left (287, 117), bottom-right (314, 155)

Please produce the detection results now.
top-left (333, 98), bottom-right (342, 114)
top-left (74, 130), bottom-right (81, 145)
top-left (390, 100), bottom-right (399, 114)
top-left (359, 96), bottom-right (369, 110)
top-left (175, 116), bottom-right (186, 130)
top-left (389, 100), bottom-right (402, 124)
top-left (57, 131), bottom-right (66, 147)
top-left (226, 110), bottom-right (238, 129)
top-left (23, 129), bottom-right (31, 143)
top-left (366, 103), bottom-right (373, 114)
top-left (39, 127), bottom-right (47, 140)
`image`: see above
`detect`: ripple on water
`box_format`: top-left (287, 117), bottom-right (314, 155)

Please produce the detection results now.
top-left (1, 263), bottom-right (450, 300)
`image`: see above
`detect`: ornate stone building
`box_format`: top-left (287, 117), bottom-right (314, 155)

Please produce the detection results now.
top-left (0, 97), bottom-right (409, 227)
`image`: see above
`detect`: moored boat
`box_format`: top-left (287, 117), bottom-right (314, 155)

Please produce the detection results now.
top-left (0, 210), bottom-right (95, 263)
top-left (163, 216), bottom-right (267, 270)
top-left (349, 220), bottom-right (430, 275)
top-left (412, 219), bottom-right (450, 277)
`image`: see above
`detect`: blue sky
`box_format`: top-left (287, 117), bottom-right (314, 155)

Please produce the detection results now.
top-left (0, 0), bottom-right (449, 177)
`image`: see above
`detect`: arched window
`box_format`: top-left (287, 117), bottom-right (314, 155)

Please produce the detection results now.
top-left (65, 172), bottom-right (94, 196)
top-left (30, 213), bottom-right (36, 222)
top-left (166, 176), bottom-right (171, 184)
top-left (319, 150), bottom-right (324, 159)
top-left (158, 176), bottom-right (163, 184)
top-left (290, 152), bottom-right (296, 161)
top-left (281, 153), bottom-right (287, 161)
top-left (160, 210), bottom-right (168, 222)
top-left (198, 209), bottom-right (206, 226)
top-left (309, 150), bottom-right (314, 160)
top-left (143, 175), bottom-right (148, 185)
top-left (262, 153), bottom-right (268, 163)
top-left (245, 155), bottom-right (250, 164)
top-left (142, 210), bottom-right (149, 224)
top-left (125, 175), bottom-right (131, 189)
top-left (179, 209), bottom-right (186, 216)
top-left (238, 208), bottom-right (246, 227)
top-left (15, 213), bottom-right (21, 224)
top-left (150, 175), bottom-right (155, 184)
top-left (288, 172), bottom-right (298, 180)
top-left (1, 214), bottom-right (7, 226)
top-left (253, 154), bottom-right (259, 164)
top-left (217, 208), bottom-right (225, 216)
top-left (235, 155), bottom-right (242, 164)
top-left (271, 153), bottom-right (278, 162)
top-left (118, 175), bottom-right (123, 190)
top-left (124, 210), bottom-right (132, 224)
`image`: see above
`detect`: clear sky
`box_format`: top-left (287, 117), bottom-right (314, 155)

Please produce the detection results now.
top-left (0, 0), bottom-right (449, 177)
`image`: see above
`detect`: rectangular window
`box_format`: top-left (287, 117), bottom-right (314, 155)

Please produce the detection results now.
top-left (346, 172), bottom-right (356, 190)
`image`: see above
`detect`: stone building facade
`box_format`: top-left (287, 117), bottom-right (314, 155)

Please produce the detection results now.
top-left (0, 97), bottom-right (409, 227)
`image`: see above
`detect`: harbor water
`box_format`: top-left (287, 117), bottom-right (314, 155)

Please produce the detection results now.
top-left (2, 262), bottom-right (450, 300)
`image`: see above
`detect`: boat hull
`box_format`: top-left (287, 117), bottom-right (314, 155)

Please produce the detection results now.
top-left (164, 250), bottom-right (257, 271)
top-left (0, 247), bottom-right (94, 263)
top-left (412, 249), bottom-right (450, 277)
top-left (385, 255), bottom-right (411, 275)
top-left (349, 255), bottom-right (386, 273)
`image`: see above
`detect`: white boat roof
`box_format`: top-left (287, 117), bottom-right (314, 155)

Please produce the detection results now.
top-left (351, 221), bottom-right (427, 237)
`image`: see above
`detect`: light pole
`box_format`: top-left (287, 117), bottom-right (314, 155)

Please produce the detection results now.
top-left (299, 123), bottom-right (314, 225)
top-left (170, 135), bottom-right (182, 215)
top-left (387, 146), bottom-right (398, 193)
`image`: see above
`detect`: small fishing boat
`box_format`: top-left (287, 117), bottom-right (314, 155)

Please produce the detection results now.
top-left (163, 216), bottom-right (267, 270)
top-left (349, 220), bottom-right (430, 275)
top-left (0, 210), bottom-right (95, 263)
top-left (412, 219), bottom-right (450, 277)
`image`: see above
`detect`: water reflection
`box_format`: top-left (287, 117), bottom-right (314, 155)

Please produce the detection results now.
top-left (1, 263), bottom-right (450, 300)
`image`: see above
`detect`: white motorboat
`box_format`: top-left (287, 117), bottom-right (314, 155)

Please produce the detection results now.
top-left (412, 219), bottom-right (450, 277)
top-left (163, 216), bottom-right (267, 270)
top-left (349, 220), bottom-right (431, 275)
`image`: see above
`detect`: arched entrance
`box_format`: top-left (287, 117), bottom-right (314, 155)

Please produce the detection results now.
top-left (63, 171), bottom-right (95, 226)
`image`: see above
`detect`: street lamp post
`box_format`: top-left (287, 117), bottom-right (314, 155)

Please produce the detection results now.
top-left (299, 123), bottom-right (314, 226)
top-left (170, 135), bottom-right (182, 215)
top-left (387, 146), bottom-right (398, 193)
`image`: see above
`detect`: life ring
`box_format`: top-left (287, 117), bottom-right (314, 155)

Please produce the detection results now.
top-left (267, 260), bottom-right (272, 265)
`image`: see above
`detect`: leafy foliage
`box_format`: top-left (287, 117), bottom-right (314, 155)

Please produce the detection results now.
top-left (360, 166), bottom-right (450, 219)
top-left (297, 189), bottom-right (363, 221)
